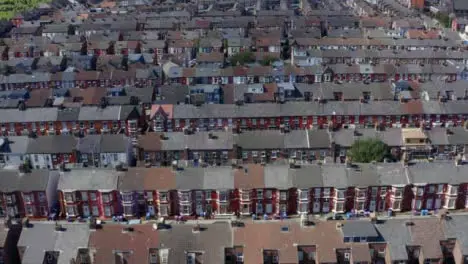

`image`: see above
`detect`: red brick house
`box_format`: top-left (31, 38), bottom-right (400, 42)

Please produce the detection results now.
top-left (58, 169), bottom-right (121, 219)
top-left (0, 170), bottom-right (59, 219)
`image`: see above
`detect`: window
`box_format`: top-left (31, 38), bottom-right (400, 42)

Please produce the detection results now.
top-left (265, 190), bottom-right (272, 199)
top-left (371, 187), bottom-right (378, 196)
top-left (394, 188), bottom-right (403, 198)
top-left (280, 191), bottom-right (288, 200)
top-left (64, 192), bottom-right (74, 202)
top-left (393, 200), bottom-right (401, 210)
top-left (314, 188), bottom-right (321, 197)
top-left (257, 189), bottom-right (263, 199)
top-left (241, 191), bottom-right (250, 200)
top-left (82, 205), bottom-right (90, 217)
top-left (252, 151), bottom-right (258, 157)
top-left (415, 199), bottom-right (422, 210)
top-left (24, 194), bottom-right (34, 203)
top-left (357, 188), bottom-right (366, 199)
top-left (242, 151), bottom-right (248, 160)
top-left (356, 201), bottom-right (365, 211)
top-left (146, 191), bottom-right (153, 201)
top-left (271, 150), bottom-right (278, 159)
top-left (181, 205), bottom-right (191, 215)
top-left (437, 184), bottom-right (444, 193)
top-left (104, 205), bottom-right (112, 217)
top-left (450, 185), bottom-right (458, 195)
top-left (447, 198), bottom-right (456, 209)
top-left (39, 206), bottom-right (47, 216)
top-left (81, 192), bottom-right (88, 201)
top-left (122, 192), bottom-right (133, 202)
top-left (218, 203), bottom-right (228, 214)
top-left (159, 204), bottom-right (169, 216)
top-left (336, 202), bottom-right (344, 212)
top-left (299, 189), bottom-right (309, 200)
top-left (25, 205), bottom-right (34, 215)
top-left (38, 192), bottom-right (46, 202)
top-left (323, 188), bottom-right (330, 197)
top-left (123, 205), bottom-right (133, 215)
top-left (102, 193), bottom-right (111, 203)
top-left (380, 189), bottom-right (387, 196)
top-left (256, 203), bottom-right (263, 214)
top-left (92, 206), bottom-right (99, 216)
top-left (429, 185), bottom-right (435, 193)
top-left (195, 191), bottom-right (203, 200)
top-left (66, 205), bottom-right (75, 216)
top-left (417, 187), bottom-right (425, 196)
top-left (34, 155), bottom-right (38, 162)
top-left (219, 191), bottom-right (228, 201)
top-left (159, 192), bottom-right (168, 202)
top-left (113, 154), bottom-right (118, 162)
top-left (181, 192), bottom-right (191, 202)
top-left (337, 189), bottom-right (345, 199)
top-left (90, 192), bottom-right (97, 201)
top-left (298, 202), bottom-right (308, 213)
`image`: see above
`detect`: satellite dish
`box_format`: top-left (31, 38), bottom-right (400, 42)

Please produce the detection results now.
top-left (0, 138), bottom-right (5, 147)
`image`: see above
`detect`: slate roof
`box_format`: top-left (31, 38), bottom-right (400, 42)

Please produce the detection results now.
top-left (0, 136), bottom-right (30, 154)
top-left (88, 224), bottom-right (159, 264)
top-left (58, 169), bottom-right (121, 191)
top-left (26, 135), bottom-right (76, 154)
top-left (375, 219), bottom-right (412, 261)
top-left (158, 222), bottom-right (232, 264)
top-left (0, 108), bottom-right (58, 123)
top-left (18, 222), bottom-right (90, 264)
top-left (0, 170), bottom-right (55, 192)
top-left (341, 221), bottom-right (379, 238)
top-left (118, 167), bottom-right (176, 191)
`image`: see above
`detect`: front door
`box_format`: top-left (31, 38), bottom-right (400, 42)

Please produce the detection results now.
top-left (83, 205), bottom-right (90, 217)
top-left (426, 198), bottom-right (434, 210)
top-left (378, 200), bottom-right (385, 211)
top-left (369, 200), bottom-right (376, 212)
top-left (313, 199), bottom-right (320, 213)
top-left (147, 205), bottom-right (155, 216)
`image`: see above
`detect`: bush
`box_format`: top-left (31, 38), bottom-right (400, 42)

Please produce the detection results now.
top-left (229, 51), bottom-right (254, 66)
top-left (0, 0), bottom-right (52, 19)
top-left (347, 138), bottom-right (390, 163)
top-left (260, 55), bottom-right (277, 66)
top-left (435, 12), bottom-right (451, 28)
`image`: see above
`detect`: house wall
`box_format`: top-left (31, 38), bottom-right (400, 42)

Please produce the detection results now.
top-left (2, 154), bottom-right (24, 168)
top-left (100, 153), bottom-right (128, 168)
top-left (46, 171), bottom-right (60, 211)
top-left (28, 154), bottom-right (53, 169)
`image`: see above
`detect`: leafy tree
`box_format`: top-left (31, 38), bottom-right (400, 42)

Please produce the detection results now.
top-left (229, 51), bottom-right (254, 66)
top-left (347, 139), bottom-right (390, 163)
top-left (260, 55), bottom-right (277, 66)
top-left (435, 12), bottom-right (451, 28)
top-left (282, 39), bottom-right (290, 60)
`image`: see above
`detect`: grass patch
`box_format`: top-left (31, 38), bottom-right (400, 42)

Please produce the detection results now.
top-left (0, 0), bottom-right (52, 20)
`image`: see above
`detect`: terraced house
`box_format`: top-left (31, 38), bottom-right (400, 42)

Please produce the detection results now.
top-left (5, 215), bottom-right (468, 264)
top-left (51, 161), bottom-right (468, 219)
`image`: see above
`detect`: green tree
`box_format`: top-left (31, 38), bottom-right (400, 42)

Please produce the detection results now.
top-left (229, 51), bottom-right (254, 66)
top-left (435, 12), bottom-right (451, 28)
top-left (260, 55), bottom-right (277, 66)
top-left (347, 139), bottom-right (390, 163)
